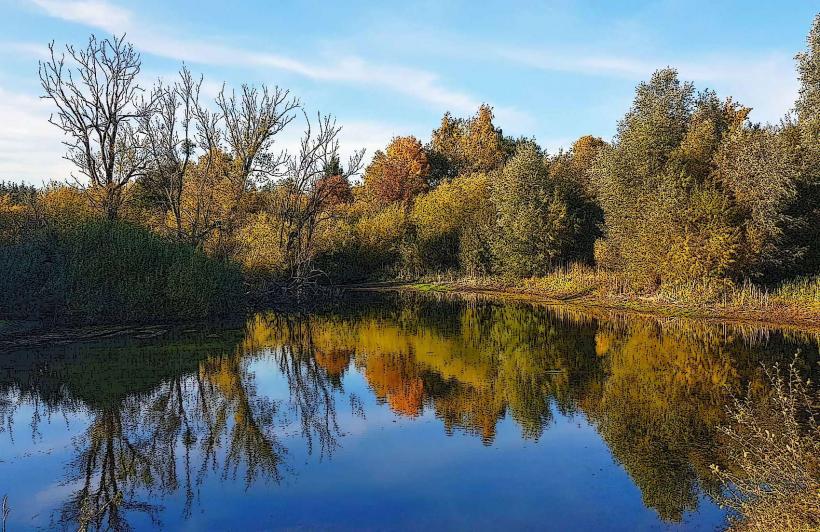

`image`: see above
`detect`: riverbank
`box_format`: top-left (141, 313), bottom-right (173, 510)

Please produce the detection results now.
top-left (354, 269), bottom-right (820, 331)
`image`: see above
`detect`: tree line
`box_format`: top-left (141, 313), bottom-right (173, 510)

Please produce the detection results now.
top-left (1, 14), bottom-right (818, 308)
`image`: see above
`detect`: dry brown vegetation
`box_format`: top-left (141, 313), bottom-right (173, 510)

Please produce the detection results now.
top-left (711, 359), bottom-right (819, 531)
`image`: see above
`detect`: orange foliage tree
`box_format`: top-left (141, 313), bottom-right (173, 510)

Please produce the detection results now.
top-left (363, 136), bottom-right (430, 207)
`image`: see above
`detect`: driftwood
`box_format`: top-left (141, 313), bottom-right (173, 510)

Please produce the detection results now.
top-left (0, 324), bottom-right (169, 352)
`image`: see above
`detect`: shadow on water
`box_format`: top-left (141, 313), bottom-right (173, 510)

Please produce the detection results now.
top-left (0, 291), bottom-right (817, 530)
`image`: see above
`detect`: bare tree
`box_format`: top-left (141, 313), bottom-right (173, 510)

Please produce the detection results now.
top-left (139, 66), bottom-right (200, 240)
top-left (139, 75), bottom-right (300, 250)
top-left (273, 112), bottom-right (364, 290)
top-left (215, 84), bottom-right (300, 244)
top-left (39, 35), bottom-right (150, 220)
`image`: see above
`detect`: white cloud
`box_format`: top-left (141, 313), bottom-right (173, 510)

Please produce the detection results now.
top-left (0, 86), bottom-right (72, 183)
top-left (675, 54), bottom-right (798, 124)
top-left (31, 0), bottom-right (131, 33)
top-left (538, 136), bottom-right (577, 156)
top-left (497, 46), bottom-right (798, 124)
top-left (0, 41), bottom-right (50, 59)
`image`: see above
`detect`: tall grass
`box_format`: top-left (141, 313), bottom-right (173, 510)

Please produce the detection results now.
top-left (711, 359), bottom-right (819, 531)
top-left (0, 219), bottom-right (244, 325)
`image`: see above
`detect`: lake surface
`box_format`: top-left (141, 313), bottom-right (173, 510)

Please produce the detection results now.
top-left (1, 292), bottom-right (817, 531)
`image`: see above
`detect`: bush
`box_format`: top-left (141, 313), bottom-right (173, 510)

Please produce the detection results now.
top-left (711, 359), bottom-right (819, 531)
top-left (0, 219), bottom-right (244, 324)
top-left (412, 172), bottom-right (492, 271)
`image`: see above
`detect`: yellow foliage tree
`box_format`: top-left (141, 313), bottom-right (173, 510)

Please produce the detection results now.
top-left (411, 173), bottom-right (492, 270)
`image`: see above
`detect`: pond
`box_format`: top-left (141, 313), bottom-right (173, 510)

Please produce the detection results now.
top-left (0, 292), bottom-right (817, 531)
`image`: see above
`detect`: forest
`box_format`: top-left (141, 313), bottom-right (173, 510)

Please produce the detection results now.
top-left (0, 14), bottom-right (818, 325)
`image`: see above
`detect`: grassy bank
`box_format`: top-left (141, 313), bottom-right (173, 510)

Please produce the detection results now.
top-left (0, 219), bottom-right (245, 325)
top-left (400, 265), bottom-right (820, 328)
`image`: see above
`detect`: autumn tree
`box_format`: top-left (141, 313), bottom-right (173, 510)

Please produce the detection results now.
top-left (491, 144), bottom-right (581, 276)
top-left (137, 66), bottom-right (300, 255)
top-left (139, 66), bottom-right (202, 241)
top-left (713, 126), bottom-right (799, 278)
top-left (429, 104), bottom-right (505, 180)
top-left (411, 172), bottom-right (493, 271)
top-left (547, 149), bottom-right (603, 263)
top-left (788, 13), bottom-right (820, 274)
top-left (363, 136), bottom-right (430, 207)
top-left (592, 69), bottom-right (755, 287)
top-left (315, 155), bottom-right (354, 207)
top-left (796, 14), bottom-right (820, 137)
top-left (568, 135), bottom-right (607, 196)
top-left (40, 35), bottom-right (150, 220)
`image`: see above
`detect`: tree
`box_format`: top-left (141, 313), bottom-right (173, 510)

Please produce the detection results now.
top-left (796, 14), bottom-right (820, 133)
top-left (411, 172), bottom-right (493, 270)
top-left (492, 144), bottom-right (580, 276)
top-left (462, 104), bottom-right (505, 173)
top-left (213, 82), bottom-right (300, 253)
top-left (614, 68), bottom-right (695, 183)
top-left (713, 126), bottom-right (799, 278)
top-left (40, 35), bottom-right (150, 219)
top-left (547, 148), bottom-right (603, 262)
top-left (429, 104), bottom-right (505, 180)
top-left (139, 67), bottom-right (300, 253)
top-left (363, 136), bottom-right (429, 207)
top-left (569, 135), bottom-right (607, 195)
top-left (269, 113), bottom-right (364, 287)
top-left (139, 66), bottom-right (201, 241)
top-left (591, 69), bottom-right (742, 286)
top-left (315, 156), bottom-right (353, 206)
top-left (790, 13), bottom-right (820, 275)
top-left (670, 91), bottom-right (749, 183)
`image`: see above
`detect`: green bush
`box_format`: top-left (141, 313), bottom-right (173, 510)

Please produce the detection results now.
top-left (0, 219), bottom-right (244, 324)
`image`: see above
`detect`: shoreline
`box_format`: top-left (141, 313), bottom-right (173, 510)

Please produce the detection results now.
top-left (3, 279), bottom-right (819, 348)
top-left (347, 280), bottom-right (820, 333)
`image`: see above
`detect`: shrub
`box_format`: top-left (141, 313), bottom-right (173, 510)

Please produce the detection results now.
top-left (411, 172), bottom-right (492, 271)
top-left (711, 359), bottom-right (819, 531)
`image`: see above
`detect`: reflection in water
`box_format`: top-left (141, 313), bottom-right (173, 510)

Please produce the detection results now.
top-left (0, 293), bottom-right (817, 530)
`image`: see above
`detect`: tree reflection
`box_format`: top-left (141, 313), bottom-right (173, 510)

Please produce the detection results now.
top-left (0, 330), bottom-right (342, 531)
top-left (252, 294), bottom-right (817, 523)
top-left (59, 404), bottom-right (162, 531)
top-left (0, 295), bottom-right (817, 529)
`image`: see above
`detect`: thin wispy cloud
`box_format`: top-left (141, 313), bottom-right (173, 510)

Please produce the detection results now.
top-left (29, 0), bottom-right (518, 119)
top-left (32, 0), bottom-right (130, 33)
top-left (496, 45), bottom-right (798, 124)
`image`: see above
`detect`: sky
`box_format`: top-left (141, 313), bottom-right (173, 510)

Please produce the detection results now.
top-left (0, 0), bottom-right (817, 184)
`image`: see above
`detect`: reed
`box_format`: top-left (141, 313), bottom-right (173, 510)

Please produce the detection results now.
top-left (0, 219), bottom-right (244, 325)
top-left (2, 495), bottom-right (8, 532)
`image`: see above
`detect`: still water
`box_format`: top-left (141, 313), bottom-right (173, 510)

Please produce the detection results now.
top-left (1, 292), bottom-right (817, 531)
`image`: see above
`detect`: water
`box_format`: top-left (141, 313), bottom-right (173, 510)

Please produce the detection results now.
top-left (1, 292), bottom-right (817, 531)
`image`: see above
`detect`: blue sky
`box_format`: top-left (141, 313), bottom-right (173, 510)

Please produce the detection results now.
top-left (0, 0), bottom-right (817, 183)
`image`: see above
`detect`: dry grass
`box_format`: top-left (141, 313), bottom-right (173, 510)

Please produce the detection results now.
top-left (2, 495), bottom-right (8, 532)
top-left (711, 359), bottom-right (819, 531)
top-left (422, 265), bottom-right (820, 328)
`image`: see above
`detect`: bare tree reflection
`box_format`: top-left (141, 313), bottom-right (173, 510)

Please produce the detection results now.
top-left (10, 325), bottom-right (346, 531)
